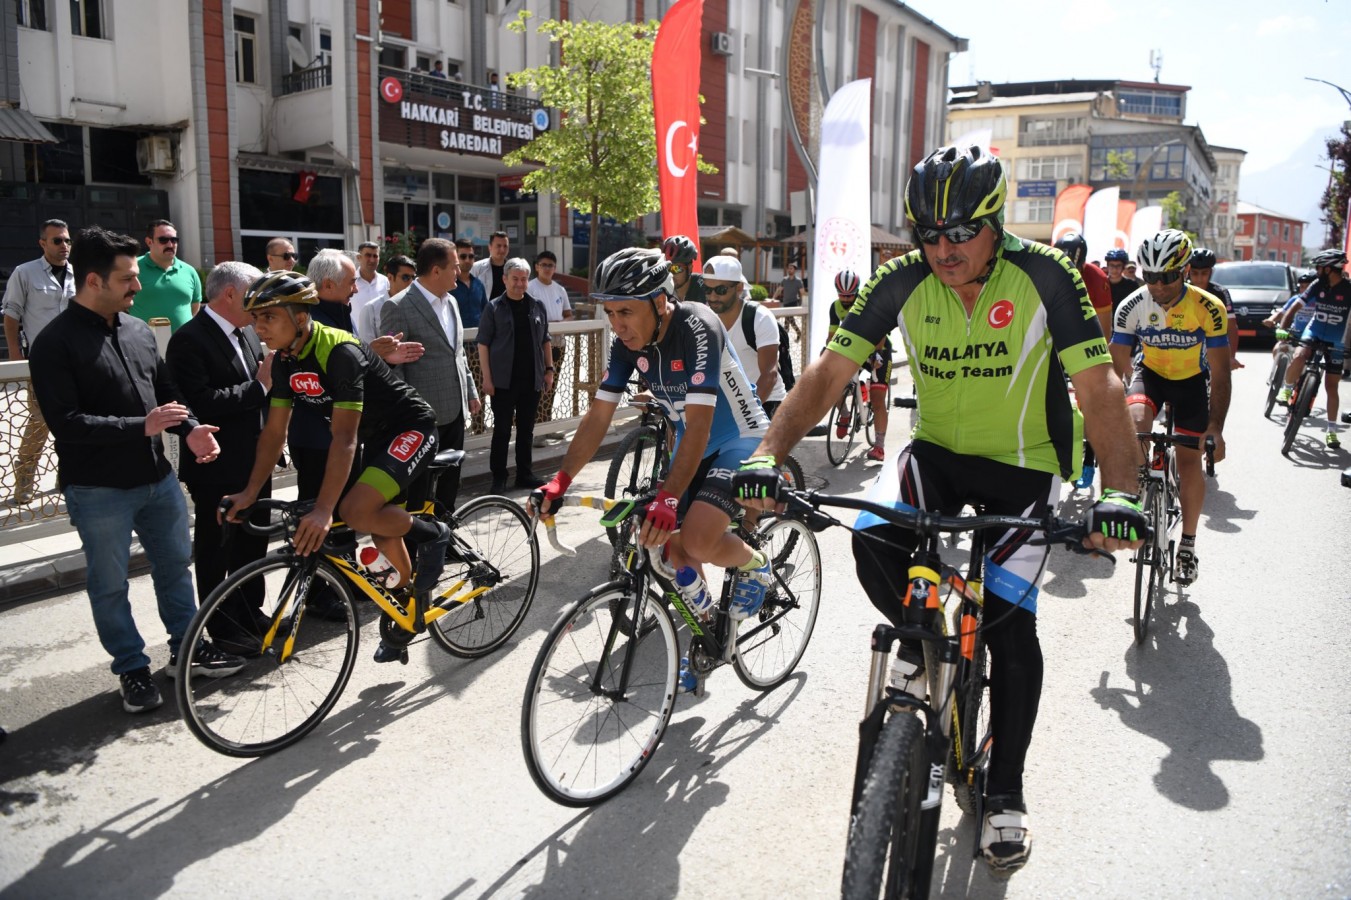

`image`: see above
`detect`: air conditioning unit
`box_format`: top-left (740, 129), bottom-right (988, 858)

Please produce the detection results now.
top-left (136, 136), bottom-right (175, 175)
top-left (711, 32), bottom-right (732, 56)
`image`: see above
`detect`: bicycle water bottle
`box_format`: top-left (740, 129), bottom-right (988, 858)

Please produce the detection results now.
top-left (358, 542), bottom-right (400, 589)
top-left (674, 566), bottom-right (713, 617)
top-left (859, 381), bottom-right (870, 402)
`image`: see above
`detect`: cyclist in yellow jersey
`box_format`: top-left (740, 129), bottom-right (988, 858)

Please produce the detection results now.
top-left (1110, 229), bottom-right (1230, 586)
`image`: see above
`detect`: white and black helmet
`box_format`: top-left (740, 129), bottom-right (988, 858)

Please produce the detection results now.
top-left (1138, 229), bottom-right (1193, 275)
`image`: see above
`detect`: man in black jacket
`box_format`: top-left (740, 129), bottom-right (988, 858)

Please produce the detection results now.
top-left (166, 261), bottom-right (272, 655)
top-left (29, 226), bottom-right (243, 714)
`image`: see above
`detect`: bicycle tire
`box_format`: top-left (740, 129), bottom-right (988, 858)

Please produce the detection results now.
top-left (950, 621), bottom-right (990, 816)
top-left (827, 390), bottom-right (857, 465)
top-left (841, 711), bottom-right (928, 900)
top-left (521, 584), bottom-right (679, 806)
top-left (733, 517), bottom-right (822, 690)
top-left (864, 383), bottom-right (878, 448)
top-left (1264, 354), bottom-right (1289, 419)
top-left (428, 496), bottom-right (540, 658)
top-left (1281, 371), bottom-right (1318, 456)
top-left (604, 425), bottom-right (666, 547)
top-left (1132, 480), bottom-right (1163, 645)
top-left (778, 453), bottom-right (806, 493)
top-left (175, 554), bottom-right (359, 757)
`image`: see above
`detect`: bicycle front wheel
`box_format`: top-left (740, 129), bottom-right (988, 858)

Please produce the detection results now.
top-left (522, 585), bottom-right (679, 806)
top-left (950, 622), bottom-right (990, 815)
top-left (175, 555), bottom-right (359, 757)
top-left (1281, 373), bottom-right (1318, 456)
top-left (778, 453), bottom-right (806, 493)
top-left (429, 496), bottom-right (539, 658)
top-left (1264, 353), bottom-right (1289, 419)
top-left (604, 425), bottom-right (666, 547)
top-left (841, 712), bottom-right (928, 900)
top-left (734, 517), bottom-right (822, 690)
top-left (827, 390), bottom-right (858, 465)
top-left (1132, 480), bottom-right (1163, 645)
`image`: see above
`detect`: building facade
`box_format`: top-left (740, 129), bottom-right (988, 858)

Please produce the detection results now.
top-left (1207, 145), bottom-right (1245, 261)
top-left (1233, 201), bottom-right (1305, 264)
top-left (1, 0), bottom-right (961, 280)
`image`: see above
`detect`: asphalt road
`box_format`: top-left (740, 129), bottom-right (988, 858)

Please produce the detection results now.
top-left (2, 348), bottom-right (1349, 899)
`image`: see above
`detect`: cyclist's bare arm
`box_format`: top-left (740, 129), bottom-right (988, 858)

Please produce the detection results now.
top-left (1108, 343), bottom-right (1135, 384)
top-left (663, 403), bottom-right (714, 500)
top-left (556, 397), bottom-right (618, 479)
top-left (223, 405), bottom-right (291, 522)
top-left (756, 345), bottom-right (780, 402)
top-left (315, 408), bottom-right (360, 520)
top-left (1204, 345), bottom-right (1231, 461)
top-left (1070, 364), bottom-right (1144, 494)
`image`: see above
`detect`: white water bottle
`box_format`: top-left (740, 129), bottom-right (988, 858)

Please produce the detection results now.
top-left (675, 566), bottom-right (713, 617)
top-left (358, 542), bottom-right (399, 589)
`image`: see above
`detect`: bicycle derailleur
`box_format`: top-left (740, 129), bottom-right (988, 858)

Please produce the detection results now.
top-left (686, 636), bottom-right (719, 697)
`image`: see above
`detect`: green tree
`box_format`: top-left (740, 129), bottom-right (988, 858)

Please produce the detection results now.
top-left (503, 13), bottom-right (712, 279)
top-left (1105, 149), bottom-right (1135, 181)
top-left (1317, 122), bottom-right (1351, 250)
top-left (1159, 191), bottom-right (1198, 242)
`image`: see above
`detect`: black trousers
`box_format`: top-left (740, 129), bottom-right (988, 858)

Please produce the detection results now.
top-left (190, 479), bottom-right (272, 634)
top-left (292, 445), bottom-right (361, 503)
top-left (489, 384), bottom-right (540, 481)
top-left (432, 416), bottom-right (465, 513)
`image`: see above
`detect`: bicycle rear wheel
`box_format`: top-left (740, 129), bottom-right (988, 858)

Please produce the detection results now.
top-left (428, 496), bottom-right (540, 658)
top-left (841, 712), bottom-right (928, 900)
top-left (778, 453), bottom-right (806, 492)
top-left (175, 555), bottom-right (359, 757)
top-left (733, 517), bottom-right (822, 690)
top-left (950, 620), bottom-right (990, 815)
top-left (827, 389), bottom-right (858, 465)
top-left (1281, 373), bottom-right (1318, 456)
top-left (1264, 353), bottom-right (1289, 419)
top-left (864, 384), bottom-right (879, 448)
top-left (604, 425), bottom-right (666, 546)
top-left (522, 585), bottom-right (679, 806)
top-left (1132, 480), bottom-right (1163, 645)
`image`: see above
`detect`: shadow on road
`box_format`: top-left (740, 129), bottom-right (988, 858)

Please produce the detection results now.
top-left (475, 674), bottom-right (809, 899)
top-left (2, 676), bottom-right (450, 897)
top-left (1091, 599), bottom-right (1263, 811)
top-left (1199, 477), bottom-right (1257, 535)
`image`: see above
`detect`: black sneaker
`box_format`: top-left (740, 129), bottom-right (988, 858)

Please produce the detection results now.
top-left (515, 474), bottom-right (547, 490)
top-left (413, 520), bottom-right (452, 594)
top-left (490, 478), bottom-right (509, 494)
top-left (119, 667), bottom-right (163, 713)
top-left (305, 588), bottom-right (351, 622)
top-left (166, 640), bottom-right (246, 679)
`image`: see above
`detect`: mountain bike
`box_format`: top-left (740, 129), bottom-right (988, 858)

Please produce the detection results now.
top-left (1281, 338), bottom-right (1336, 456)
top-left (520, 492), bottom-right (822, 806)
top-left (606, 397), bottom-right (805, 547)
top-left (828, 368), bottom-right (887, 466)
top-left (1264, 329), bottom-right (1297, 419)
top-left (174, 449), bottom-right (539, 756)
top-left (768, 490), bottom-right (1106, 899)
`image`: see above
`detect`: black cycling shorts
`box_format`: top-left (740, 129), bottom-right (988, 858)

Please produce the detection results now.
top-left (677, 437), bottom-right (760, 520)
top-left (1126, 367), bottom-right (1208, 436)
top-left (355, 418), bottom-right (440, 502)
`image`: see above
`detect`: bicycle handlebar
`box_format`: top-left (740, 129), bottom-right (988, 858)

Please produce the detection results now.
top-left (218, 497), bottom-right (312, 540)
top-left (526, 493), bottom-right (653, 557)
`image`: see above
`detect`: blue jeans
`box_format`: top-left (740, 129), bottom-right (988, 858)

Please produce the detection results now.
top-left (64, 473), bottom-right (197, 674)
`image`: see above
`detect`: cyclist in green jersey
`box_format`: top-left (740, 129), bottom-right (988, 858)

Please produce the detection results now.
top-left (735, 144), bottom-right (1145, 874)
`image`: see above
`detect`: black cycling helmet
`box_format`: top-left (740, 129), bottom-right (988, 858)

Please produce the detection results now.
top-left (1189, 247), bottom-right (1217, 269)
top-left (1310, 248), bottom-right (1348, 269)
top-left (592, 247), bottom-right (674, 346)
top-left (834, 269), bottom-right (861, 297)
top-left (1296, 271), bottom-right (1317, 285)
top-left (904, 144), bottom-right (1007, 232)
top-left (661, 234), bottom-right (699, 267)
top-left (1053, 232), bottom-right (1088, 268)
top-left (1104, 248), bottom-right (1130, 263)
top-left (242, 271), bottom-right (319, 312)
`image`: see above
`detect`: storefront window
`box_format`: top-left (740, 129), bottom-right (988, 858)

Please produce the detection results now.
top-left (238, 168), bottom-right (344, 234)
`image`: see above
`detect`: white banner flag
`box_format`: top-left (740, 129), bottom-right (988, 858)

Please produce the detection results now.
top-left (1081, 186), bottom-right (1119, 265)
top-left (810, 78), bottom-right (873, 359)
top-left (1129, 206), bottom-right (1165, 262)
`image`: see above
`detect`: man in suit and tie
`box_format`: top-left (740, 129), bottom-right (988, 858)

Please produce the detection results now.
top-left (380, 238), bottom-right (480, 514)
top-left (166, 261), bottom-right (272, 653)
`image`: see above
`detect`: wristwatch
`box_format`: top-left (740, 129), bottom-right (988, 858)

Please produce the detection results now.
top-left (545, 366), bottom-right (556, 372)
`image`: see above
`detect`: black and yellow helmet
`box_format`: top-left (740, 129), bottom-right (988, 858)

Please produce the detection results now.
top-left (905, 145), bottom-right (1007, 230)
top-left (242, 271), bottom-right (319, 312)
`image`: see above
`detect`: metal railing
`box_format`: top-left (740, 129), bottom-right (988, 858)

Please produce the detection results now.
top-left (378, 66), bottom-right (542, 118)
top-left (280, 64), bottom-right (332, 96)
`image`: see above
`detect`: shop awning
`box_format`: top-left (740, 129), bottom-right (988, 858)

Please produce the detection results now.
top-left (0, 108), bottom-right (59, 144)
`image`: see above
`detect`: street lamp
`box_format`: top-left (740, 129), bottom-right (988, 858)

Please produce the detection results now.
top-left (1305, 77), bottom-right (1351, 110)
top-left (1127, 138), bottom-right (1182, 204)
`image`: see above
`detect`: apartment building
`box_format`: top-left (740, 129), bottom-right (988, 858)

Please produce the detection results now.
top-left (1233, 201), bottom-right (1305, 264)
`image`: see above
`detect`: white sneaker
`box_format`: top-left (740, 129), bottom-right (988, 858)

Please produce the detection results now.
top-left (981, 797), bottom-right (1032, 874)
top-left (888, 648), bottom-right (927, 700)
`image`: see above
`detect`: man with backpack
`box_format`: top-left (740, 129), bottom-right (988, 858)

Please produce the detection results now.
top-left (703, 256), bottom-right (786, 417)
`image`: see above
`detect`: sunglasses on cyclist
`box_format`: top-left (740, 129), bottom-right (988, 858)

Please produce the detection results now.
top-left (1140, 269), bottom-right (1184, 285)
top-left (915, 219), bottom-right (987, 246)
top-left (706, 283), bottom-right (739, 297)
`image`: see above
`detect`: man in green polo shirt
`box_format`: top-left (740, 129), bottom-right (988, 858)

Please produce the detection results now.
top-left (131, 219), bottom-right (201, 332)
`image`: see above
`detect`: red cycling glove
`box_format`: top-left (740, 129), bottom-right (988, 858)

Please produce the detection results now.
top-left (535, 471), bottom-right (573, 516)
top-left (644, 490), bottom-right (680, 534)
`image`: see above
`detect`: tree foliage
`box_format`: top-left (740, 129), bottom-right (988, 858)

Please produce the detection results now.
top-left (1105, 149), bottom-right (1135, 182)
top-left (501, 13), bottom-right (658, 278)
top-left (1317, 122), bottom-right (1351, 251)
top-left (1160, 190), bottom-right (1197, 241)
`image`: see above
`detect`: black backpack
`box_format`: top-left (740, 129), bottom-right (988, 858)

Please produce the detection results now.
top-left (739, 300), bottom-right (796, 390)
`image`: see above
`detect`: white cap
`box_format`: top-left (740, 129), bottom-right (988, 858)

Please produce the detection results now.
top-left (702, 256), bottom-right (746, 284)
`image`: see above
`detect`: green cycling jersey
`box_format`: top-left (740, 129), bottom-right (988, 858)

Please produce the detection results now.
top-left (827, 231), bottom-right (1109, 478)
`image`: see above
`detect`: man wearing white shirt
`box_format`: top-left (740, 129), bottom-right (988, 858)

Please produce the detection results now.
top-left (703, 256), bottom-right (786, 417)
top-left (352, 241), bottom-right (390, 340)
top-left (380, 239), bottom-right (480, 512)
top-left (529, 250), bottom-right (572, 443)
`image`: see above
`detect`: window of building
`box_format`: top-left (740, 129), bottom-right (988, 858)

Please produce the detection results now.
top-left (318, 29), bottom-right (332, 68)
top-left (457, 176), bottom-right (494, 204)
top-left (70, 0), bottom-right (106, 38)
top-left (1019, 115), bottom-right (1086, 147)
top-left (89, 127), bottom-right (150, 185)
top-left (239, 169), bottom-right (344, 235)
top-left (1011, 198), bottom-right (1053, 223)
top-left (949, 115), bottom-right (1014, 142)
top-left (1118, 90), bottom-right (1182, 118)
top-left (727, 116), bottom-right (738, 163)
top-left (415, 54), bottom-right (434, 73)
top-left (1283, 223), bottom-right (1290, 242)
top-left (1015, 155), bottom-right (1082, 181)
top-left (383, 168), bottom-right (430, 201)
top-left (742, 120), bottom-right (753, 165)
top-left (1293, 224), bottom-right (1301, 243)
top-left (378, 44), bottom-right (407, 69)
top-left (18, 0), bottom-right (48, 30)
top-left (235, 14), bottom-right (258, 84)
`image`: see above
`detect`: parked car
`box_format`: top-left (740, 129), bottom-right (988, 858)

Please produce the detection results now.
top-left (1211, 260), bottom-right (1297, 345)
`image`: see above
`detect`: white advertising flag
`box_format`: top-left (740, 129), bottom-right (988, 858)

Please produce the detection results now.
top-left (810, 78), bottom-right (873, 359)
top-left (1129, 206), bottom-right (1165, 262)
top-left (1081, 186), bottom-right (1119, 264)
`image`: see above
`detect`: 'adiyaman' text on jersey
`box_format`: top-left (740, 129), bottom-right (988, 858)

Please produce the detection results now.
top-left (597, 301), bottom-right (768, 453)
top-left (828, 232), bottom-right (1109, 478)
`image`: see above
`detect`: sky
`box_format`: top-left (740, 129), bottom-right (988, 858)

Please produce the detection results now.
top-left (905, 0), bottom-right (1351, 239)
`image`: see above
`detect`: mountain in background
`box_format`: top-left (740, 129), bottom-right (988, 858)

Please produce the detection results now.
top-left (1239, 129), bottom-right (1340, 249)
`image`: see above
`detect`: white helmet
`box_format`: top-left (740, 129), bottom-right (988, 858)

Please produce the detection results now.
top-left (1137, 229), bottom-right (1192, 275)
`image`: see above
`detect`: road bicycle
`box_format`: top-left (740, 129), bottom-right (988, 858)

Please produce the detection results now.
top-left (520, 492), bottom-right (822, 806)
top-left (606, 396), bottom-right (805, 549)
top-left (174, 449), bottom-right (539, 756)
top-left (828, 363), bottom-right (890, 466)
top-left (767, 489), bottom-right (1104, 898)
top-left (1281, 338), bottom-right (1337, 456)
top-left (1264, 329), bottom-right (1297, 419)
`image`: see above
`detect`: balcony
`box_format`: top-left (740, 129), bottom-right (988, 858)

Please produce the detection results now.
top-left (281, 64), bottom-right (332, 96)
top-left (380, 66), bottom-right (541, 118)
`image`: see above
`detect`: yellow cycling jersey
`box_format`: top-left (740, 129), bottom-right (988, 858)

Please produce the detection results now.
top-left (1110, 284), bottom-right (1229, 380)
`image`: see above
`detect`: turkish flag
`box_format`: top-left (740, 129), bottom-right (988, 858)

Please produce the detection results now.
top-left (293, 171), bottom-right (317, 203)
top-left (653, 0), bottom-right (704, 271)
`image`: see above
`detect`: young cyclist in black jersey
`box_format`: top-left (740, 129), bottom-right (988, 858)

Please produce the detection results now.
top-left (824, 269), bottom-right (892, 461)
top-left (221, 273), bottom-right (451, 657)
top-left (735, 144), bottom-right (1146, 874)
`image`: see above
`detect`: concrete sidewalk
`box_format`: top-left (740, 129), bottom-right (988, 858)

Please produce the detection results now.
top-left (0, 429), bottom-right (617, 608)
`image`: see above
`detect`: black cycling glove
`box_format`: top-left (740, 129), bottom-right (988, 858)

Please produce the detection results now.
top-left (733, 455), bottom-right (784, 502)
top-left (1085, 488), bottom-right (1146, 542)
